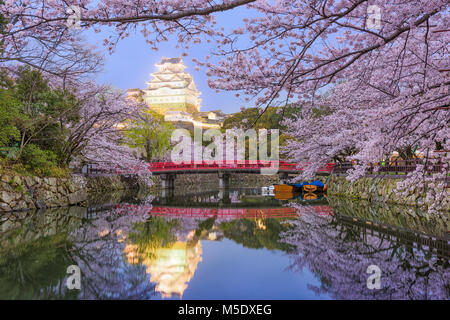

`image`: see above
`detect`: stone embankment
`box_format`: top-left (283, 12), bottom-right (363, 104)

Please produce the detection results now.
top-left (2, 171), bottom-right (447, 214)
top-left (169, 173), bottom-right (279, 187)
top-left (326, 175), bottom-right (449, 212)
top-left (0, 174), bottom-right (154, 212)
top-left (0, 174), bottom-right (88, 212)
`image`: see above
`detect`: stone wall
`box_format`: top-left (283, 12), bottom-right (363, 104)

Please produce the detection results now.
top-left (0, 174), bottom-right (88, 212)
top-left (0, 173), bottom-right (155, 212)
top-left (326, 175), bottom-right (450, 211)
top-left (229, 174), bottom-right (280, 186)
top-left (161, 173), bottom-right (280, 188)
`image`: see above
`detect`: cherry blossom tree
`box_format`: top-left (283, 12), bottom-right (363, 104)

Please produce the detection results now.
top-left (0, 0), bottom-right (254, 58)
top-left (65, 82), bottom-right (152, 175)
top-left (205, 0), bottom-right (449, 213)
top-left (2, 0), bottom-right (448, 211)
top-left (1, 15), bottom-right (103, 81)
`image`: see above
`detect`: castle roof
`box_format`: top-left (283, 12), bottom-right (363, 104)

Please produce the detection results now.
top-left (158, 57), bottom-right (183, 65)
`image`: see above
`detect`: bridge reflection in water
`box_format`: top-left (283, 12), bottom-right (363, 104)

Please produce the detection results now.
top-left (0, 186), bottom-right (448, 300)
top-left (112, 188), bottom-right (333, 298)
top-left (118, 205), bottom-right (333, 219)
top-left (108, 187), bottom-right (448, 299)
top-left (114, 210), bottom-right (297, 297)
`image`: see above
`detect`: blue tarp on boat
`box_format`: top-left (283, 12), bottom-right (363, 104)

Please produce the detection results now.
top-left (289, 180), bottom-right (325, 188)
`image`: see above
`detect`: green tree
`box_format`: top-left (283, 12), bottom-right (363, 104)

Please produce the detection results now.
top-left (222, 105), bottom-right (302, 160)
top-left (12, 67), bottom-right (81, 165)
top-left (0, 67), bottom-right (83, 175)
top-left (125, 109), bottom-right (174, 162)
top-left (223, 105), bottom-right (302, 131)
top-left (0, 90), bottom-right (22, 148)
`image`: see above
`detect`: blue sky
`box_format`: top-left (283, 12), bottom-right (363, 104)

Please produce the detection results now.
top-left (84, 8), bottom-right (258, 114)
top-left (83, 6), bottom-right (340, 114)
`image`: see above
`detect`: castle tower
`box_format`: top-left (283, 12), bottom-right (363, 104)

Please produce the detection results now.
top-left (142, 57), bottom-right (202, 115)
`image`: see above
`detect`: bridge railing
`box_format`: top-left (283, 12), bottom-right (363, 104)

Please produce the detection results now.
top-left (74, 163), bottom-right (150, 176)
top-left (77, 159), bottom-right (447, 177)
top-left (149, 160), bottom-right (295, 171)
top-left (148, 160), bottom-right (335, 173)
top-left (333, 159), bottom-right (448, 175)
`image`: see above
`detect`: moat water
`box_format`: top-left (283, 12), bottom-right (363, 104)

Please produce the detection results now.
top-left (0, 184), bottom-right (448, 299)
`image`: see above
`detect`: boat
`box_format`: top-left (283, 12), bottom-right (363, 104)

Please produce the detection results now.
top-left (274, 191), bottom-right (295, 200)
top-left (289, 180), bottom-right (327, 193)
top-left (274, 184), bottom-right (294, 193)
top-left (300, 193), bottom-right (326, 201)
top-left (274, 184), bottom-right (303, 200)
top-left (261, 185), bottom-right (275, 196)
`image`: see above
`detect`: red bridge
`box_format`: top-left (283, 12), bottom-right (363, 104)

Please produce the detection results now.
top-left (78, 161), bottom-right (333, 190)
top-left (148, 160), bottom-right (334, 174)
top-left (115, 204), bottom-right (334, 218)
top-left (147, 161), bottom-right (334, 190)
top-left (80, 159), bottom-right (447, 191)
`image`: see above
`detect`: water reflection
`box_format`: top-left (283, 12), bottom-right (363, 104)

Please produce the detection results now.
top-left (0, 187), bottom-right (448, 300)
top-left (283, 204), bottom-right (449, 299)
top-left (124, 217), bottom-right (204, 298)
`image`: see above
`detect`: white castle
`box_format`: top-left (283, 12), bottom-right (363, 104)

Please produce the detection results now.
top-left (127, 57), bottom-right (229, 129)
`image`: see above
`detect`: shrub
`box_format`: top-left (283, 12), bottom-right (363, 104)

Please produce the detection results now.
top-left (20, 144), bottom-right (57, 171)
top-left (45, 166), bottom-right (70, 178)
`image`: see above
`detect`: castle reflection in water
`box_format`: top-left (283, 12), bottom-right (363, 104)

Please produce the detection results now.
top-left (0, 186), bottom-right (448, 300)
